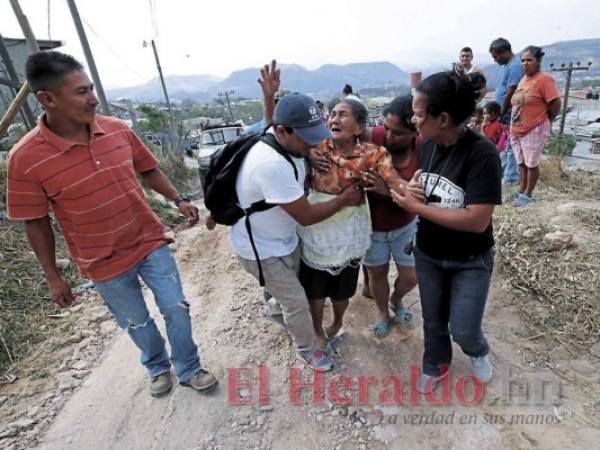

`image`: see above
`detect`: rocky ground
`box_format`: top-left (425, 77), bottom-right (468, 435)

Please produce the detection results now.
top-left (0, 187), bottom-right (599, 449)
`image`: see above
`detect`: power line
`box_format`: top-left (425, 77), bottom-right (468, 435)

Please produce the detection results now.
top-left (80, 15), bottom-right (148, 83)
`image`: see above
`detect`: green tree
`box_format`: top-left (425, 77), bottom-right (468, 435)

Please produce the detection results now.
top-left (137, 104), bottom-right (168, 133)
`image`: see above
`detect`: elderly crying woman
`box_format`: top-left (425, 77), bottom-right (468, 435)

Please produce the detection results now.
top-left (299, 97), bottom-right (403, 351)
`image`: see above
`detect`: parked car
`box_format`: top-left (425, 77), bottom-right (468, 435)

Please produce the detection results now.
top-left (143, 133), bottom-right (162, 148)
top-left (196, 125), bottom-right (244, 187)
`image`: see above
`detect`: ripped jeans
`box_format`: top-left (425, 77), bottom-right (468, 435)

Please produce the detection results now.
top-left (95, 244), bottom-right (201, 382)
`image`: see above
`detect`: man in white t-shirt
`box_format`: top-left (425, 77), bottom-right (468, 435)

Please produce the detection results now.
top-left (231, 93), bottom-right (362, 372)
top-left (458, 47), bottom-right (480, 74)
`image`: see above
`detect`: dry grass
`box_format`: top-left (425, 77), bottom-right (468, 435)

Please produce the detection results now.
top-left (495, 161), bottom-right (600, 362)
top-left (538, 157), bottom-right (600, 200)
top-left (495, 217), bottom-right (599, 356)
top-left (0, 220), bottom-right (79, 372)
top-left (1, 161), bottom-right (79, 372)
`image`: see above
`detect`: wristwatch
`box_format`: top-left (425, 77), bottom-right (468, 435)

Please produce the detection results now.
top-left (174, 194), bottom-right (191, 207)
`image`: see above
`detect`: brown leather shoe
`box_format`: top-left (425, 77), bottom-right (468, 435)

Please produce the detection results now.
top-left (150, 372), bottom-right (172, 397)
top-left (180, 369), bottom-right (218, 392)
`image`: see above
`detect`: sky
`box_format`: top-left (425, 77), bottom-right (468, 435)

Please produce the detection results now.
top-left (1, 0), bottom-right (599, 89)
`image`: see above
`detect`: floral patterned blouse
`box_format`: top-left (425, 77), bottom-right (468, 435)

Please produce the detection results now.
top-left (309, 139), bottom-right (401, 194)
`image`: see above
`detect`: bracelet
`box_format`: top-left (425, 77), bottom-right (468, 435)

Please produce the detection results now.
top-left (174, 195), bottom-right (190, 207)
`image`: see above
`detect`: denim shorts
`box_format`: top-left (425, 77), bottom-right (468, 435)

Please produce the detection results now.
top-left (362, 218), bottom-right (417, 268)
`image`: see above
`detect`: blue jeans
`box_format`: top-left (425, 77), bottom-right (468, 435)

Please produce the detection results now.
top-left (95, 244), bottom-right (201, 382)
top-left (500, 145), bottom-right (520, 183)
top-left (414, 246), bottom-right (494, 377)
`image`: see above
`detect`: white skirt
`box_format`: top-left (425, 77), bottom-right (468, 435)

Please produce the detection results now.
top-left (298, 191), bottom-right (372, 275)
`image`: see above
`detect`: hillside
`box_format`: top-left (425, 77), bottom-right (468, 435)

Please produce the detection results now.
top-left (107, 61), bottom-right (409, 101)
top-left (107, 74), bottom-right (222, 101)
top-left (211, 61), bottom-right (409, 98)
top-left (105, 38), bottom-right (599, 101)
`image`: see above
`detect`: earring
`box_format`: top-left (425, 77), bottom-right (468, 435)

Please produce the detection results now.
top-left (355, 135), bottom-right (361, 146)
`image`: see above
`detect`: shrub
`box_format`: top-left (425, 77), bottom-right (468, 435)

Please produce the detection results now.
top-left (543, 132), bottom-right (576, 157)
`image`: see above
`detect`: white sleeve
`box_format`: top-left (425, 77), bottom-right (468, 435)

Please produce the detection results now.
top-left (251, 160), bottom-right (304, 204)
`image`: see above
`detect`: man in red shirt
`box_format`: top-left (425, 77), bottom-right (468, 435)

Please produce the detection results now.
top-left (360, 96), bottom-right (419, 337)
top-left (7, 51), bottom-right (216, 397)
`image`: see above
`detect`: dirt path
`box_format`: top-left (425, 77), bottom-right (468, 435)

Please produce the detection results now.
top-left (32, 214), bottom-right (598, 450)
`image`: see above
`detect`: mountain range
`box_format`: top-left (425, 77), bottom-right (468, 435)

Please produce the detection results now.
top-left (107, 74), bottom-right (222, 102)
top-left (107, 38), bottom-right (600, 102)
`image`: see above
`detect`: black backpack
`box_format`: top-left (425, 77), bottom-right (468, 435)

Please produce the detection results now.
top-left (203, 131), bottom-right (298, 286)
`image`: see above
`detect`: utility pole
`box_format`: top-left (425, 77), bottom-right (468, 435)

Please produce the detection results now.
top-left (551, 61), bottom-right (592, 136)
top-left (66, 0), bottom-right (110, 115)
top-left (218, 90), bottom-right (235, 122)
top-left (144, 39), bottom-right (174, 122)
top-left (9, 0), bottom-right (40, 53)
top-left (126, 100), bottom-right (138, 129)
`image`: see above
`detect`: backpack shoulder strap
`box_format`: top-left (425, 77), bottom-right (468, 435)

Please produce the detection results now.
top-left (259, 133), bottom-right (299, 181)
top-left (241, 132), bottom-right (301, 287)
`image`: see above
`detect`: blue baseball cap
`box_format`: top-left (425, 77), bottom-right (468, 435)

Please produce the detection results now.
top-left (273, 93), bottom-right (330, 145)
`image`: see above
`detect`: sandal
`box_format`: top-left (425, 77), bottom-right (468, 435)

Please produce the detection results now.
top-left (324, 327), bottom-right (344, 345)
top-left (389, 304), bottom-right (414, 326)
top-left (320, 342), bottom-right (336, 355)
top-left (369, 320), bottom-right (392, 339)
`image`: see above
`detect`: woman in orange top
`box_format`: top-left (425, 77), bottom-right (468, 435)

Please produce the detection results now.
top-left (299, 97), bottom-right (402, 351)
top-left (509, 46), bottom-right (561, 207)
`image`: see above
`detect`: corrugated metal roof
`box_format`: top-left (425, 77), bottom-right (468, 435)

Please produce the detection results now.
top-left (3, 37), bottom-right (63, 50)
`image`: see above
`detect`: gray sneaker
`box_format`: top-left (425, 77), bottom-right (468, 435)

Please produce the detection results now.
top-left (260, 305), bottom-right (286, 329)
top-left (512, 193), bottom-right (534, 208)
top-left (150, 372), bottom-right (172, 397)
top-left (180, 369), bottom-right (218, 392)
top-left (417, 370), bottom-right (449, 395)
top-left (470, 355), bottom-right (493, 383)
top-left (507, 190), bottom-right (524, 201)
top-left (297, 350), bottom-right (333, 372)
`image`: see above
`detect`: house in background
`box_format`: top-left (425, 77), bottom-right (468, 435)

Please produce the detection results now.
top-left (0, 37), bottom-right (63, 123)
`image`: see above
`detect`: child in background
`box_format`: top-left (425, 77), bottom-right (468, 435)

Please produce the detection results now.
top-left (483, 101), bottom-right (508, 151)
top-left (468, 107), bottom-right (484, 134)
